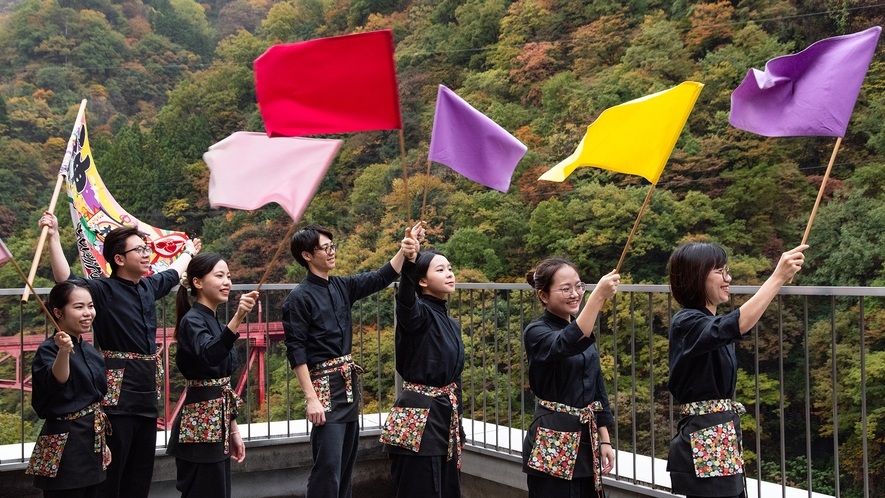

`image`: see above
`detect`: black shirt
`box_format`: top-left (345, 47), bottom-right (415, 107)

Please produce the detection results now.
top-left (394, 260), bottom-right (464, 388)
top-left (524, 310), bottom-right (613, 427)
top-left (70, 270), bottom-right (180, 354)
top-left (282, 262), bottom-right (399, 369)
top-left (384, 259), bottom-right (464, 456)
top-left (667, 307), bottom-right (742, 404)
top-left (167, 302), bottom-right (240, 464)
top-left (32, 334), bottom-right (107, 419)
top-left (175, 302), bottom-right (240, 380)
top-left (69, 269), bottom-right (179, 417)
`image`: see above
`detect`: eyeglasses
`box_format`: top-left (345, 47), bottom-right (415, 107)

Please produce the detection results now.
top-left (554, 282), bottom-right (586, 296)
top-left (712, 266), bottom-right (731, 278)
top-left (315, 243), bottom-right (338, 255)
top-left (121, 245), bottom-right (153, 256)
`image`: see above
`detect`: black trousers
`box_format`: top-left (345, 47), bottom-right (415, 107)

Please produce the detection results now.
top-left (43, 485), bottom-right (99, 498)
top-left (526, 474), bottom-right (599, 498)
top-left (306, 421), bottom-right (359, 498)
top-left (97, 415), bottom-right (156, 498)
top-left (390, 453), bottom-right (461, 498)
top-left (175, 457), bottom-right (232, 498)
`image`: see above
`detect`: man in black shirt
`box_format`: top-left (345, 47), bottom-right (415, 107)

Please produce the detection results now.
top-left (282, 223), bottom-right (421, 498)
top-left (40, 212), bottom-right (199, 498)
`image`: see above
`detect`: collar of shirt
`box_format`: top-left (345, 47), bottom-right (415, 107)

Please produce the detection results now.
top-left (542, 309), bottom-right (573, 327)
top-left (191, 301), bottom-right (219, 319)
top-left (110, 273), bottom-right (138, 286)
top-left (306, 271), bottom-right (330, 287)
top-left (418, 294), bottom-right (448, 311)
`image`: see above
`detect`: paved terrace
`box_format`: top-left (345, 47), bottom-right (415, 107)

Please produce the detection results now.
top-left (1, 283), bottom-right (881, 497)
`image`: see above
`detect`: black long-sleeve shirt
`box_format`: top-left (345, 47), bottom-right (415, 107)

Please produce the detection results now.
top-left (384, 259), bottom-right (464, 456)
top-left (175, 302), bottom-right (239, 380)
top-left (32, 334), bottom-right (107, 419)
top-left (282, 263), bottom-right (399, 369)
top-left (69, 269), bottom-right (179, 417)
top-left (167, 302), bottom-right (240, 463)
top-left (524, 310), bottom-right (613, 427)
top-left (667, 307), bottom-right (742, 404)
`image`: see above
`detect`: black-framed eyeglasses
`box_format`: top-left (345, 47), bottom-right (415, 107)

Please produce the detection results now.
top-left (315, 242), bottom-right (337, 255)
top-left (121, 245), bottom-right (153, 256)
top-left (712, 266), bottom-right (731, 278)
top-left (554, 282), bottom-right (586, 296)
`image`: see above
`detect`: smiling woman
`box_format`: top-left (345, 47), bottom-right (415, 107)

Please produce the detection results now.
top-left (166, 253), bottom-right (258, 498)
top-left (521, 257), bottom-right (620, 498)
top-left (666, 242), bottom-right (808, 498)
top-left (28, 281), bottom-right (111, 497)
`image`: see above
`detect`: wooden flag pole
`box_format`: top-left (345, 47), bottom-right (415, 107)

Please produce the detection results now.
top-left (421, 159), bottom-right (432, 221)
top-left (615, 183), bottom-right (656, 274)
top-left (22, 99), bottom-right (88, 304)
top-left (789, 136), bottom-right (843, 283)
top-left (399, 129), bottom-right (411, 229)
top-left (255, 223), bottom-right (298, 292)
top-left (6, 254), bottom-right (63, 334)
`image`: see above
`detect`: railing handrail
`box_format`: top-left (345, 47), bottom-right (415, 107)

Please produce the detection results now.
top-left (4, 283), bottom-right (884, 296)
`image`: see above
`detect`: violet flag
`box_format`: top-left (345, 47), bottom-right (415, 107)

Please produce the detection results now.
top-left (204, 132), bottom-right (343, 221)
top-left (730, 26), bottom-right (881, 137)
top-left (428, 85), bottom-right (528, 192)
top-left (0, 236), bottom-right (11, 266)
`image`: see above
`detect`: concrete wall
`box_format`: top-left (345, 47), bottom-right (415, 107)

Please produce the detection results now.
top-left (1, 433), bottom-right (666, 498)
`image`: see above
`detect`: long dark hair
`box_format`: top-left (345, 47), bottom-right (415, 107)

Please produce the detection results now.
top-left (174, 253), bottom-right (224, 339)
top-left (47, 280), bottom-right (91, 321)
top-left (668, 242), bottom-right (728, 309)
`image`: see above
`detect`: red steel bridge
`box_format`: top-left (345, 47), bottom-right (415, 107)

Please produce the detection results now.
top-left (0, 318), bottom-right (286, 430)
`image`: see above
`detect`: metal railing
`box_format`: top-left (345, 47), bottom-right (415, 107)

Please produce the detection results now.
top-left (1, 283), bottom-right (883, 498)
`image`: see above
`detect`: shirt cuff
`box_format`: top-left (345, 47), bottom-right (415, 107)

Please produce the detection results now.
top-left (221, 327), bottom-right (240, 349)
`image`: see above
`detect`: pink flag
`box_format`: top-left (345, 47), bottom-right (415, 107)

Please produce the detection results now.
top-left (203, 132), bottom-right (343, 221)
top-left (0, 237), bottom-right (11, 266)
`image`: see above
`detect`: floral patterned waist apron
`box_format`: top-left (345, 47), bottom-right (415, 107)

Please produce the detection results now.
top-left (380, 381), bottom-right (462, 468)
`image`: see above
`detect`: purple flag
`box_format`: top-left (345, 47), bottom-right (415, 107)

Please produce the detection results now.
top-left (428, 85), bottom-right (528, 192)
top-left (730, 26), bottom-right (881, 137)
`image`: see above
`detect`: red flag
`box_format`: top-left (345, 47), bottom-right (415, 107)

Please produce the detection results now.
top-left (254, 30), bottom-right (403, 137)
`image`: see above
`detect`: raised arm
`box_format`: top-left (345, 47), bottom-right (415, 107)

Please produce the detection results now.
top-left (39, 212), bottom-right (72, 282)
top-left (737, 245), bottom-right (807, 333)
top-left (575, 270), bottom-right (620, 338)
top-left (389, 223), bottom-right (424, 274)
top-left (168, 238), bottom-right (201, 276)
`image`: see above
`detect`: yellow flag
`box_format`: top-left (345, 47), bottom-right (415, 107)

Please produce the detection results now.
top-left (540, 81), bottom-right (703, 184)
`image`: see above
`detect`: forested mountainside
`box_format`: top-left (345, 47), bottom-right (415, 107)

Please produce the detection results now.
top-left (2, 1), bottom-right (885, 494)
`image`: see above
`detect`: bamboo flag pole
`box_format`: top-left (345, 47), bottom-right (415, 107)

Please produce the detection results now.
top-left (22, 99), bottom-right (88, 303)
top-left (615, 183), bottom-right (656, 274)
top-left (255, 223), bottom-right (298, 293)
top-left (789, 136), bottom-right (843, 283)
top-left (421, 159), bottom-right (432, 221)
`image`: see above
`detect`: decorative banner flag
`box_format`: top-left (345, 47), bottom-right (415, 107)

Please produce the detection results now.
top-left (0, 236), bottom-right (11, 266)
top-left (541, 81), bottom-right (704, 183)
top-left (203, 132), bottom-right (343, 221)
top-left (254, 30), bottom-right (402, 137)
top-left (62, 115), bottom-right (189, 278)
top-left (730, 26), bottom-right (881, 137)
top-left (428, 85), bottom-right (528, 192)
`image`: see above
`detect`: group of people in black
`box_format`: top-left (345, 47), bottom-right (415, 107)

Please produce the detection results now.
top-left (29, 211), bottom-right (807, 498)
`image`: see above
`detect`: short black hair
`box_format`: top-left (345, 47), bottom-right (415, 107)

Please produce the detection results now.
top-left (103, 226), bottom-right (148, 273)
top-left (290, 224), bottom-right (334, 268)
top-left (668, 242), bottom-right (728, 309)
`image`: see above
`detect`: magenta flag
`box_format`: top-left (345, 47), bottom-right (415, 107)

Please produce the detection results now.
top-left (0, 237), bottom-right (11, 266)
top-left (204, 132), bottom-right (343, 221)
top-left (730, 26), bottom-right (881, 137)
top-left (428, 85), bottom-right (528, 192)
top-left (254, 30), bottom-right (402, 137)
